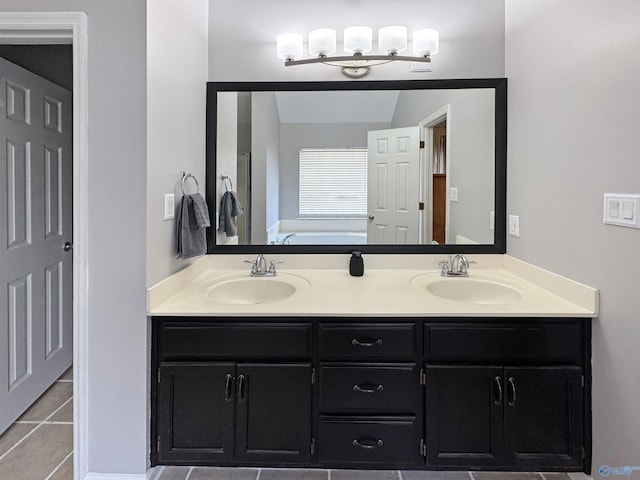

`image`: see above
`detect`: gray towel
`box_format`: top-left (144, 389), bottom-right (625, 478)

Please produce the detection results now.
top-left (218, 191), bottom-right (244, 237)
top-left (176, 193), bottom-right (211, 259)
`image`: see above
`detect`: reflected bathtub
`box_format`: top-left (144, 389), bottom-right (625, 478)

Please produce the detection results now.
top-left (281, 232), bottom-right (367, 245)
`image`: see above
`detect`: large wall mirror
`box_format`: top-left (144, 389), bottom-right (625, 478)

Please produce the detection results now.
top-left (206, 79), bottom-right (506, 254)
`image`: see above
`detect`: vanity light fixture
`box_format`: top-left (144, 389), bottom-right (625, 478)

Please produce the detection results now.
top-left (276, 26), bottom-right (439, 78)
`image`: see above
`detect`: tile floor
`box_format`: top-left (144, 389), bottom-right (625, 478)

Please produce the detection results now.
top-left (155, 467), bottom-right (572, 480)
top-left (0, 367), bottom-right (73, 480)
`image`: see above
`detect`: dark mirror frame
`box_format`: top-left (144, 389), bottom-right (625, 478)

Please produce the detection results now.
top-left (206, 78), bottom-right (507, 255)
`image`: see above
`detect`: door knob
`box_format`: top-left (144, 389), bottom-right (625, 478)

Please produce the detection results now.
top-left (368, 215), bottom-right (375, 221)
top-left (63, 242), bottom-right (73, 252)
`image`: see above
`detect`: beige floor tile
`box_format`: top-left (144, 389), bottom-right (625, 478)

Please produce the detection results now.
top-left (0, 424), bottom-right (72, 480)
top-left (49, 399), bottom-right (73, 423)
top-left (261, 468), bottom-right (329, 480)
top-left (190, 467), bottom-right (259, 480)
top-left (18, 382), bottom-right (73, 422)
top-left (331, 470), bottom-right (400, 480)
top-left (472, 473), bottom-right (543, 480)
top-left (49, 453), bottom-right (74, 480)
top-left (403, 472), bottom-right (472, 480)
top-left (160, 466), bottom-right (190, 480)
top-left (59, 367), bottom-right (73, 381)
top-left (541, 475), bottom-right (571, 480)
top-left (0, 422), bottom-right (38, 457)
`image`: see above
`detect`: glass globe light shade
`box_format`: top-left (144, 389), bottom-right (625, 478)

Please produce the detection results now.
top-left (344, 26), bottom-right (373, 54)
top-left (378, 26), bottom-right (408, 54)
top-left (309, 28), bottom-right (336, 57)
top-left (276, 33), bottom-right (303, 60)
top-left (412, 28), bottom-right (439, 56)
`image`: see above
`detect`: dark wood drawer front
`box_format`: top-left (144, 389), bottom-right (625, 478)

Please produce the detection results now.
top-left (159, 322), bottom-right (312, 359)
top-left (318, 416), bottom-right (419, 465)
top-left (319, 364), bottom-right (417, 413)
top-left (319, 323), bottom-right (416, 360)
top-left (424, 322), bottom-right (583, 363)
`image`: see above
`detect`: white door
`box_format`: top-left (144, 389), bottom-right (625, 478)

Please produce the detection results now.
top-left (0, 57), bottom-right (72, 433)
top-left (367, 126), bottom-right (420, 244)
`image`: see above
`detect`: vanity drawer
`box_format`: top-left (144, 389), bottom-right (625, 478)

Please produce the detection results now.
top-left (319, 363), bottom-right (418, 413)
top-left (424, 321), bottom-right (583, 363)
top-left (319, 323), bottom-right (416, 360)
top-left (158, 321), bottom-right (312, 359)
top-left (318, 416), bottom-right (420, 465)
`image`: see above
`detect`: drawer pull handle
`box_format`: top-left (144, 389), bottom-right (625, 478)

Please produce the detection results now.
top-left (352, 438), bottom-right (384, 449)
top-left (237, 374), bottom-right (246, 402)
top-left (224, 374), bottom-right (234, 402)
top-left (351, 338), bottom-right (383, 347)
top-left (353, 383), bottom-right (384, 393)
top-left (508, 377), bottom-right (516, 407)
top-left (494, 376), bottom-right (503, 405)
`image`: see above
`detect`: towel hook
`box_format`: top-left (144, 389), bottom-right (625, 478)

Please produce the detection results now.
top-left (181, 172), bottom-right (199, 195)
top-left (221, 175), bottom-right (233, 192)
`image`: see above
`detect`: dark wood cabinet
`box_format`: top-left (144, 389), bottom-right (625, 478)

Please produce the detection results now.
top-left (152, 317), bottom-right (591, 473)
top-left (235, 363), bottom-right (311, 464)
top-left (425, 365), bottom-right (504, 467)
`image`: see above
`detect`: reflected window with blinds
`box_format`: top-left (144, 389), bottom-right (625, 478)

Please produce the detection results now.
top-left (299, 147), bottom-right (368, 217)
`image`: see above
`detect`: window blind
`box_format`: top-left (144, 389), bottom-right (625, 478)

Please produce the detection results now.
top-left (299, 147), bottom-right (368, 217)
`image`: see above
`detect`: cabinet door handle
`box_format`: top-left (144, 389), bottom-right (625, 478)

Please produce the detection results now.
top-left (351, 338), bottom-right (383, 347)
top-left (237, 374), bottom-right (246, 402)
top-left (508, 377), bottom-right (516, 407)
top-left (494, 376), bottom-right (503, 405)
top-left (224, 374), bottom-right (234, 401)
top-left (353, 383), bottom-right (384, 393)
top-left (352, 438), bottom-right (384, 449)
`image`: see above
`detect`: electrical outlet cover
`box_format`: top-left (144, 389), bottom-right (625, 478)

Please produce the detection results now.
top-left (508, 214), bottom-right (520, 237)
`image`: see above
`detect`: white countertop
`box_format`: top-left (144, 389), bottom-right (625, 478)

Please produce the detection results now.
top-left (147, 255), bottom-right (598, 318)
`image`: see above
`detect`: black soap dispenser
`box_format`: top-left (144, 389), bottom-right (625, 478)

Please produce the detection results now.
top-left (349, 251), bottom-right (364, 277)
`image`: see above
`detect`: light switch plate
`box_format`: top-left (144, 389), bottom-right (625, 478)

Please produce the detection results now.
top-left (509, 214), bottom-right (520, 237)
top-left (450, 187), bottom-right (458, 202)
top-left (603, 193), bottom-right (640, 228)
top-left (163, 193), bottom-right (175, 220)
top-left (490, 211), bottom-right (495, 231)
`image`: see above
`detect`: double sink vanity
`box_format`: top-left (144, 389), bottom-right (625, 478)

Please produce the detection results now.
top-left (148, 254), bottom-right (597, 473)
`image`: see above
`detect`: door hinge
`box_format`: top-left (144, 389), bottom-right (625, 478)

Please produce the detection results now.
top-left (157, 370), bottom-right (161, 384)
top-left (419, 140), bottom-right (425, 149)
top-left (312, 367), bottom-right (316, 385)
top-left (420, 438), bottom-right (427, 457)
top-left (581, 375), bottom-right (585, 387)
top-left (419, 202), bottom-right (425, 211)
top-left (582, 446), bottom-right (585, 459)
top-left (311, 437), bottom-right (316, 456)
top-left (157, 436), bottom-right (161, 453)
top-left (420, 368), bottom-right (426, 386)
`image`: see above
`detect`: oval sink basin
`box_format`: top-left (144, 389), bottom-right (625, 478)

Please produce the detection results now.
top-left (203, 274), bottom-right (310, 305)
top-left (423, 278), bottom-right (524, 305)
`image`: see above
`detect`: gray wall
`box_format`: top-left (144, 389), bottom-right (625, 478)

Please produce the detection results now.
top-left (279, 122), bottom-right (391, 220)
top-left (250, 92), bottom-right (280, 242)
top-left (147, 0), bottom-right (209, 286)
top-left (505, 0), bottom-right (640, 470)
top-left (208, 0), bottom-right (505, 81)
top-left (392, 89), bottom-right (495, 244)
top-left (0, 0), bottom-right (148, 475)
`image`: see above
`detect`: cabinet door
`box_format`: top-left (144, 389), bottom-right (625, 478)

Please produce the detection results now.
top-left (157, 362), bottom-right (236, 463)
top-left (504, 366), bottom-right (583, 468)
top-left (425, 365), bottom-right (504, 467)
top-left (235, 363), bottom-right (312, 464)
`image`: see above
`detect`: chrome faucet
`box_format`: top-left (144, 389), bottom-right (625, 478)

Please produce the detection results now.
top-left (245, 254), bottom-right (282, 277)
top-left (280, 233), bottom-right (296, 245)
top-left (439, 254), bottom-right (473, 277)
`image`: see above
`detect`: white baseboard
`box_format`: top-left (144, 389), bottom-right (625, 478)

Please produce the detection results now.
top-left (84, 472), bottom-right (153, 480)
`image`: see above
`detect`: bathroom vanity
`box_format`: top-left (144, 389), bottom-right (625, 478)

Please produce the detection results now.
top-left (148, 255), bottom-right (597, 473)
